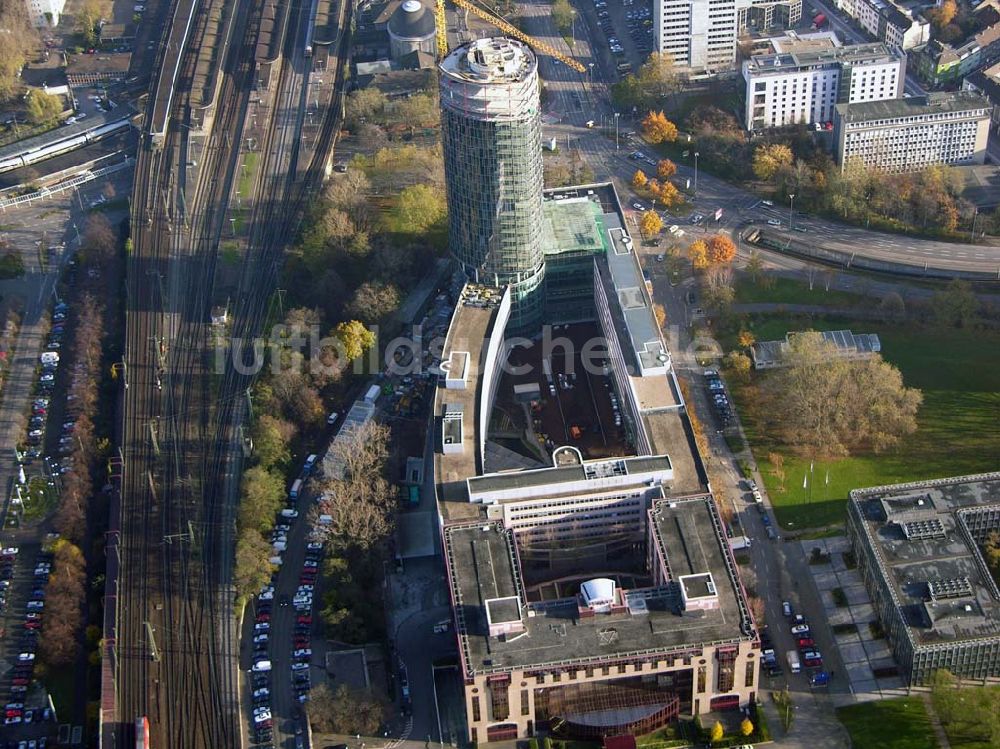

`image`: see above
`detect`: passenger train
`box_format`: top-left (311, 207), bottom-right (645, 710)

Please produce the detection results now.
top-left (0, 118), bottom-right (132, 174)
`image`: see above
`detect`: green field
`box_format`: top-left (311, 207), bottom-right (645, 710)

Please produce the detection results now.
top-left (733, 276), bottom-right (863, 307)
top-left (837, 698), bottom-right (938, 749)
top-left (734, 316), bottom-right (1000, 529)
top-left (931, 684), bottom-right (1000, 749)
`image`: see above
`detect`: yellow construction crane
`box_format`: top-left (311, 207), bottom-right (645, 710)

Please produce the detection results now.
top-left (435, 0), bottom-right (588, 74)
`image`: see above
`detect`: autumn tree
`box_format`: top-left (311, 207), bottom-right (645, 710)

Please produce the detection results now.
top-left (637, 52), bottom-right (678, 97)
top-left (238, 466), bottom-right (285, 535)
top-left (307, 683), bottom-right (389, 735)
top-left (657, 158), bottom-right (677, 180)
top-left (650, 179), bottom-right (682, 208)
top-left (640, 210), bottom-right (663, 238)
top-left (745, 249), bottom-right (765, 284)
top-left (738, 330), bottom-right (756, 350)
top-left (389, 183), bottom-right (447, 236)
top-left (725, 350), bottom-right (752, 381)
top-left (752, 143), bottom-right (794, 181)
top-left (653, 303), bottom-right (667, 328)
top-left (632, 169), bottom-right (648, 188)
top-left (40, 540), bottom-right (86, 667)
top-left (320, 421), bottom-right (395, 549)
top-left (83, 213), bottom-right (118, 265)
top-left (688, 239), bottom-right (709, 270)
top-left (332, 320), bottom-right (375, 362)
top-left (706, 235), bottom-right (737, 265)
top-left (762, 331), bottom-right (922, 456)
top-left (250, 414), bottom-right (294, 470)
top-left (234, 532), bottom-right (274, 600)
top-left (741, 718), bottom-right (755, 737)
top-left (0, 0), bottom-right (34, 102)
top-left (710, 720), bottom-right (725, 744)
top-left (345, 87), bottom-right (387, 127)
top-left (26, 90), bottom-right (63, 124)
top-left (930, 279), bottom-right (978, 328)
top-left (346, 281), bottom-right (401, 326)
top-left (927, 0), bottom-right (957, 30)
top-left (641, 110), bottom-right (678, 144)
top-left (552, 0), bottom-right (575, 35)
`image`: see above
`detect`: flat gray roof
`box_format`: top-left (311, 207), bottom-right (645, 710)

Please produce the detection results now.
top-left (444, 495), bottom-right (754, 676)
top-left (467, 455), bottom-right (673, 495)
top-left (434, 287), bottom-right (506, 519)
top-left (746, 42), bottom-right (899, 75)
top-left (836, 91), bottom-right (991, 122)
top-left (850, 474), bottom-right (1000, 647)
top-left (597, 231), bottom-right (669, 375)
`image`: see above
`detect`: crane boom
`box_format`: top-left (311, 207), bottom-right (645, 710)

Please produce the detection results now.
top-left (436, 0), bottom-right (588, 74)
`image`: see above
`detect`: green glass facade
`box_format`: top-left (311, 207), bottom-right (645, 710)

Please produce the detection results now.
top-left (440, 39), bottom-right (545, 332)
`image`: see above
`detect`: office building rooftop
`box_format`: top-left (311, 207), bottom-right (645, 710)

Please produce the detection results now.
top-left (835, 91), bottom-right (991, 122)
top-left (850, 474), bottom-right (1000, 646)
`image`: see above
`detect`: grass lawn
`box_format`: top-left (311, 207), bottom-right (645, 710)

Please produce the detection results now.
top-left (733, 276), bottom-right (863, 307)
top-left (931, 684), bottom-right (1000, 749)
top-left (733, 316), bottom-right (1000, 529)
top-left (237, 151), bottom-right (259, 199)
top-left (837, 698), bottom-right (938, 749)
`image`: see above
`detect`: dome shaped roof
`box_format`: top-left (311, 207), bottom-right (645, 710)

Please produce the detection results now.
top-left (388, 0), bottom-right (436, 40)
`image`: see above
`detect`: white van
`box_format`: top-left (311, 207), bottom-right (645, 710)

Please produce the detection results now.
top-left (40, 352), bottom-right (59, 364)
top-left (318, 514), bottom-right (332, 526)
top-left (252, 660), bottom-right (272, 672)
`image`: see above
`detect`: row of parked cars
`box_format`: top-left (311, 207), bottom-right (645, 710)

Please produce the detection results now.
top-left (623, 0), bottom-right (654, 57)
top-left (703, 369), bottom-right (734, 425)
top-left (1, 545), bottom-right (55, 742)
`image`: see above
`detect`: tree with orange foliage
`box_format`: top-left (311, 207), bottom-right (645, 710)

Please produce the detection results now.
top-left (655, 180), bottom-right (681, 208)
top-left (640, 210), bottom-right (663, 238)
top-left (657, 159), bottom-right (677, 180)
top-left (688, 239), bottom-right (709, 270)
top-left (632, 169), bottom-right (648, 188)
top-left (927, 0), bottom-right (956, 29)
top-left (641, 110), bottom-right (679, 144)
top-left (707, 235), bottom-right (737, 265)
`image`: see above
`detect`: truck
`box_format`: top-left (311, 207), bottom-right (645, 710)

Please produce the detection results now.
top-left (729, 535), bottom-right (752, 551)
top-left (364, 384), bottom-right (381, 404)
top-left (787, 650), bottom-right (802, 674)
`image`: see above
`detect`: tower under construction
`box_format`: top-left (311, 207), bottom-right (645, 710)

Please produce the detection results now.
top-left (439, 37), bottom-right (545, 331)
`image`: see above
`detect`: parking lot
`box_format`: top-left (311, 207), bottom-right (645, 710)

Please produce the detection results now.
top-left (583, 0), bottom-right (654, 80)
top-left (499, 322), bottom-right (632, 461)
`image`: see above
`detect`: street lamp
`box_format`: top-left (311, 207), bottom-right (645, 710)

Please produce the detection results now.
top-left (788, 193), bottom-right (795, 231)
top-left (693, 151), bottom-right (700, 196)
top-left (614, 112), bottom-right (620, 150)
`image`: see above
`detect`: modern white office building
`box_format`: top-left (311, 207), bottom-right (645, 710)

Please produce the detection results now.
top-left (653, 0), bottom-right (750, 72)
top-left (834, 92), bottom-right (991, 173)
top-left (23, 0), bottom-right (65, 27)
top-left (743, 42), bottom-right (905, 130)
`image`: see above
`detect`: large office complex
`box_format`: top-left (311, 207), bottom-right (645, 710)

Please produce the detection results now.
top-left (432, 180), bottom-right (758, 742)
top-left (653, 0), bottom-right (748, 72)
top-left (833, 91), bottom-right (991, 172)
top-left (440, 38), bottom-right (546, 332)
top-left (743, 41), bottom-right (905, 130)
top-left (847, 474), bottom-right (1000, 685)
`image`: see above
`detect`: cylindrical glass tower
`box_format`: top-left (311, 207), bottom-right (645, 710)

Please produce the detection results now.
top-left (439, 38), bottom-right (545, 332)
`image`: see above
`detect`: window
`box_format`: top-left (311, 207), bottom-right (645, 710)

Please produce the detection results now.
top-left (697, 665), bottom-right (707, 692)
top-left (521, 690), bottom-right (530, 716)
top-left (472, 696), bottom-right (481, 722)
top-left (745, 658), bottom-right (756, 687)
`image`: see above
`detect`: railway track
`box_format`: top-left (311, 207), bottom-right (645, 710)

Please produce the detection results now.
top-left (111, 0), bottom-right (352, 743)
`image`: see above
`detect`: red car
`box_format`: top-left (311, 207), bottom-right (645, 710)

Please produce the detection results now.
top-left (294, 637), bottom-right (310, 648)
top-left (797, 638), bottom-right (815, 649)
top-left (296, 615), bottom-right (312, 625)
top-left (24, 621), bottom-right (40, 630)
top-left (12, 678), bottom-right (28, 686)
top-left (256, 613), bottom-right (270, 623)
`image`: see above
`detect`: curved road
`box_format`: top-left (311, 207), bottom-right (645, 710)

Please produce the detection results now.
top-left (518, 0), bottom-right (1000, 277)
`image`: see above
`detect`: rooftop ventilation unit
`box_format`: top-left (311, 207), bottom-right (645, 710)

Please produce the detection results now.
top-left (901, 518), bottom-right (946, 540)
top-left (928, 577), bottom-right (973, 601)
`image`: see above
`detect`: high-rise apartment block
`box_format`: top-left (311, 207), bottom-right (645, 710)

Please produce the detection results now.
top-left (742, 41), bottom-right (905, 130)
top-left (653, 0), bottom-right (748, 72)
top-left (24, 0), bottom-right (65, 27)
top-left (834, 92), bottom-right (991, 172)
top-left (439, 38), bottom-right (546, 332)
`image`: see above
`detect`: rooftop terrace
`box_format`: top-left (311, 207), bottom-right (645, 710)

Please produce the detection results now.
top-left (850, 474), bottom-right (1000, 647)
